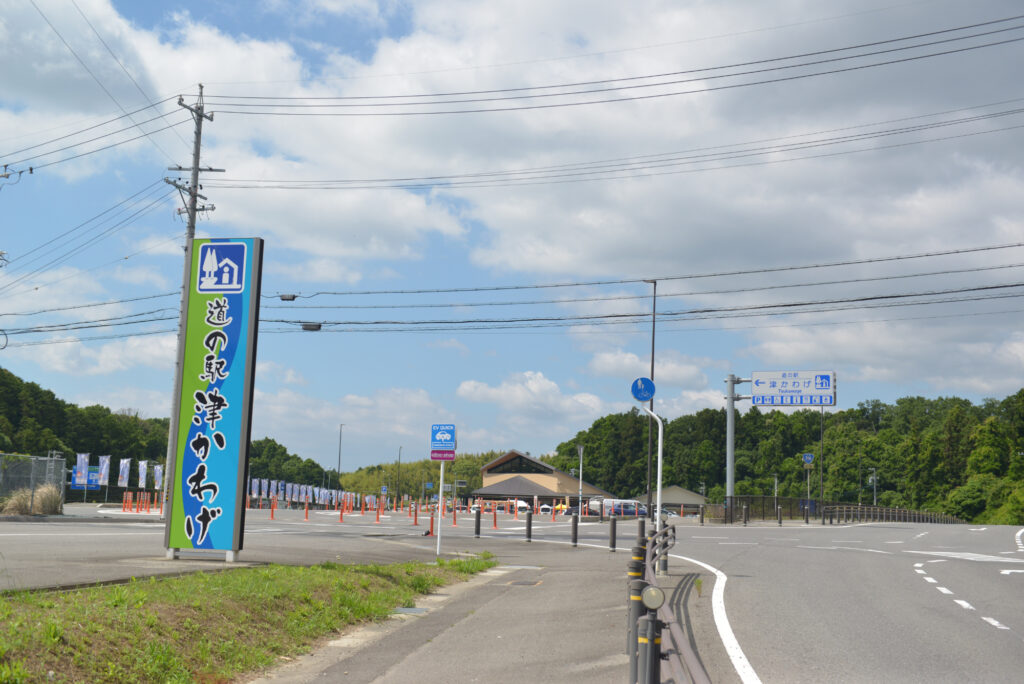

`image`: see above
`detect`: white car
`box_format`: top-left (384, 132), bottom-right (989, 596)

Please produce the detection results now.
top-left (539, 504), bottom-right (552, 513)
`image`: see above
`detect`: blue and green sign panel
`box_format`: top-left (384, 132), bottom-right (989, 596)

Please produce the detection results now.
top-left (165, 238), bottom-right (263, 553)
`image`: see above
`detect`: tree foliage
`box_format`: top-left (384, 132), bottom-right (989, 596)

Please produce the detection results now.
top-left (547, 390), bottom-right (1024, 523)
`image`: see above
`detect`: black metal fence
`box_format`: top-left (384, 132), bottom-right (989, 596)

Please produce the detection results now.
top-left (699, 496), bottom-right (963, 525)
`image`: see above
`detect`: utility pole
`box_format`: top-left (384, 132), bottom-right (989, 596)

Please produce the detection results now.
top-left (396, 446), bottom-right (402, 502)
top-left (161, 84), bottom-right (223, 515)
top-left (724, 374), bottom-right (750, 520)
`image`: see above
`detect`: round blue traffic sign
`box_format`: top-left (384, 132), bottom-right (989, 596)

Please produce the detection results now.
top-left (631, 377), bottom-right (656, 402)
top-left (802, 453), bottom-right (815, 464)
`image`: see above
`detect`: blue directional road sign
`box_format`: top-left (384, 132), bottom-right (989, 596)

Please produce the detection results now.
top-left (381, 485), bottom-right (388, 494)
top-left (631, 377), bottom-right (656, 402)
top-left (751, 370), bottom-right (836, 406)
top-left (431, 424), bottom-right (456, 450)
top-left (803, 453), bottom-right (815, 465)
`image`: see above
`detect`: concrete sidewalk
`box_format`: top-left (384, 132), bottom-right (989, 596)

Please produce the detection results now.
top-left (244, 543), bottom-right (633, 684)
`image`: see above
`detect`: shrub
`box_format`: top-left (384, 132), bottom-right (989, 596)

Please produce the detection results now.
top-left (1, 484), bottom-right (63, 515)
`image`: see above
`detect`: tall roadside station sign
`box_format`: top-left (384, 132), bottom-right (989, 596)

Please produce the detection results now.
top-left (165, 238), bottom-right (263, 562)
top-left (430, 424), bottom-right (456, 557)
top-left (751, 370), bottom-right (836, 407)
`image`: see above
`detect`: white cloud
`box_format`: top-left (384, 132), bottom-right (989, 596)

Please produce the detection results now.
top-left (588, 349), bottom-right (709, 387)
top-left (457, 370), bottom-right (605, 424)
top-left (13, 333), bottom-right (176, 376)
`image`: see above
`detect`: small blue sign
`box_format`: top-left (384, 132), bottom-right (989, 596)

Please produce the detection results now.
top-left (425, 482), bottom-right (433, 490)
top-left (381, 485), bottom-right (388, 494)
top-left (69, 466), bottom-right (101, 491)
top-left (196, 242), bottom-right (247, 294)
top-left (631, 377), bottom-right (656, 402)
top-left (431, 423), bottom-right (456, 450)
top-left (803, 453), bottom-right (815, 464)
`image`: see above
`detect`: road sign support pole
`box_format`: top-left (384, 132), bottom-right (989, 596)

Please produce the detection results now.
top-left (641, 406), bottom-right (664, 544)
top-left (724, 375), bottom-right (750, 518)
top-left (435, 460), bottom-right (444, 557)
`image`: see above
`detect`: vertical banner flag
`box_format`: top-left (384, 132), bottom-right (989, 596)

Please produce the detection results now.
top-left (138, 461), bottom-right (148, 489)
top-left (118, 458), bottom-right (132, 488)
top-left (97, 455), bottom-right (111, 486)
top-left (165, 238), bottom-right (263, 553)
top-left (75, 454), bottom-right (89, 485)
top-left (154, 465), bottom-right (164, 492)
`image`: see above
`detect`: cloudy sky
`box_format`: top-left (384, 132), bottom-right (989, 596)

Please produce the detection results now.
top-left (1, 0), bottom-right (1022, 471)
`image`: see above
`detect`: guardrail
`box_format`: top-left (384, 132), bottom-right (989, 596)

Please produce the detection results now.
top-left (626, 522), bottom-right (710, 684)
top-left (698, 496), bottom-right (965, 525)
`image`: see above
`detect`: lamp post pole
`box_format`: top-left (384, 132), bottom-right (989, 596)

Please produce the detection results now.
top-left (397, 446), bottom-right (402, 504)
top-left (577, 444), bottom-right (584, 512)
top-left (342, 421), bottom-right (350, 491)
top-left (644, 279), bottom-right (656, 521)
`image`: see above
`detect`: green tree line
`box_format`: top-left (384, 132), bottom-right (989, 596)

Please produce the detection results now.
top-left (543, 390), bottom-right (1024, 524)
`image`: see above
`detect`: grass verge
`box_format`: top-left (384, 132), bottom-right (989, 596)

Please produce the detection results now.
top-left (0, 552), bottom-right (496, 683)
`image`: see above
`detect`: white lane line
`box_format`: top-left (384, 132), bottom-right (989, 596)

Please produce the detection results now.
top-left (0, 531), bottom-right (160, 537)
top-left (982, 617), bottom-right (1010, 630)
top-left (907, 551), bottom-right (1024, 563)
top-left (914, 532), bottom-right (929, 539)
top-left (669, 551), bottom-right (761, 684)
top-left (1000, 569), bottom-right (1024, 575)
top-left (915, 569), bottom-right (927, 574)
top-left (936, 587), bottom-right (953, 595)
top-left (475, 534), bottom-right (761, 684)
top-left (955, 600), bottom-right (975, 610)
top-left (969, 528), bottom-right (988, 532)
top-left (832, 540), bottom-right (863, 543)
top-left (914, 562), bottom-right (925, 568)
top-left (693, 536), bottom-right (728, 539)
top-left (720, 542), bottom-right (758, 545)
top-left (797, 545), bottom-right (891, 554)
top-left (884, 541), bottom-right (904, 544)
top-left (924, 577), bottom-right (937, 584)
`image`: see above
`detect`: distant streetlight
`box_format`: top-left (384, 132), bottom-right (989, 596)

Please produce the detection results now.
top-left (869, 467), bottom-right (877, 506)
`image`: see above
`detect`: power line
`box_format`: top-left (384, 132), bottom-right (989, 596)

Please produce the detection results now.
top-left (261, 261), bottom-right (1024, 311)
top-left (266, 241), bottom-right (1024, 299)
top-left (69, 0), bottom-right (192, 151)
top-left (207, 104), bottom-right (1024, 191)
top-left (209, 30), bottom-right (1024, 116)
top-left (207, 16), bottom-right (1024, 103)
top-left (28, 0), bottom-right (177, 164)
top-left (0, 292), bottom-right (177, 318)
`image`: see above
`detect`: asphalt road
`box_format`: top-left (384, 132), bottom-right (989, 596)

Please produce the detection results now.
top-left (2, 505), bottom-right (1023, 683)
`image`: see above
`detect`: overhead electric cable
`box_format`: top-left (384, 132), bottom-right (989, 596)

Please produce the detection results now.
top-left (266, 241), bottom-right (1024, 299)
top-left (207, 15), bottom-right (1024, 103)
top-left (29, 0), bottom-right (176, 163)
top-left (0, 291), bottom-right (177, 318)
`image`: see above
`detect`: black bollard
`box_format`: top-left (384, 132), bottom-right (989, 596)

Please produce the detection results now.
top-left (609, 515), bottom-right (617, 552)
top-left (474, 507), bottom-right (481, 538)
top-left (637, 518), bottom-right (646, 544)
top-left (777, 505), bottom-right (782, 526)
top-left (699, 504), bottom-right (704, 526)
top-left (571, 513), bottom-right (579, 547)
top-left (526, 510), bottom-right (532, 542)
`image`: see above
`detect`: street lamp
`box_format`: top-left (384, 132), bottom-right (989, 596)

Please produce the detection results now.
top-left (869, 467), bottom-right (877, 506)
top-left (643, 279), bottom-right (657, 521)
top-left (577, 444), bottom-right (584, 513)
top-left (336, 424), bottom-right (344, 491)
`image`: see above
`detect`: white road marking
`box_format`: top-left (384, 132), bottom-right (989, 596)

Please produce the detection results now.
top-left (914, 532), bottom-right (929, 539)
top-left (954, 600), bottom-right (975, 610)
top-left (1000, 569), bottom-right (1024, 575)
top-left (884, 541), bottom-right (904, 544)
top-left (924, 577), bottom-right (937, 583)
top-left (982, 617), bottom-right (1010, 629)
top-left (914, 569), bottom-right (927, 574)
top-left (693, 536), bottom-right (728, 539)
top-left (969, 528), bottom-right (988, 532)
top-left (668, 551), bottom-right (762, 684)
top-left (0, 531), bottom-right (160, 537)
top-left (720, 542), bottom-right (758, 545)
top-left (907, 551), bottom-right (1024, 563)
top-left (1015, 527), bottom-right (1024, 552)
top-left (936, 587), bottom-right (953, 595)
top-left (798, 545), bottom-right (891, 554)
